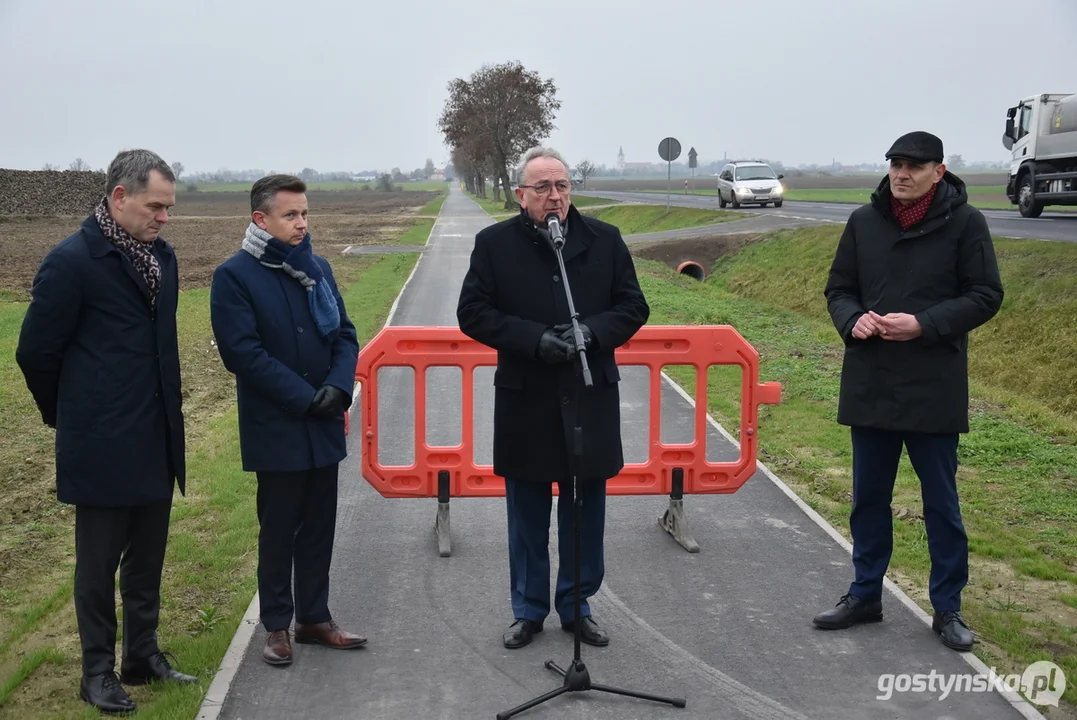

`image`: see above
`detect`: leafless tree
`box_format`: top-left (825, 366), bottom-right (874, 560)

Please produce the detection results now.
top-left (575, 160), bottom-right (595, 187)
top-left (438, 61), bottom-right (560, 210)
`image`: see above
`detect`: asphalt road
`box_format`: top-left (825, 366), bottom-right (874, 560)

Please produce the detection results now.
top-left (578, 190), bottom-right (1077, 243)
top-left (204, 186), bottom-right (1041, 720)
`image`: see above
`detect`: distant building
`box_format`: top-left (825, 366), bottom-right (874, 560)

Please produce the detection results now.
top-left (430, 169), bottom-right (446, 181)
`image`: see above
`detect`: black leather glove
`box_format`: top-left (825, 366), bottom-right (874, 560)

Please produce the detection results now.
top-left (535, 328), bottom-right (574, 364)
top-left (557, 322), bottom-right (597, 352)
top-left (308, 384), bottom-right (349, 418)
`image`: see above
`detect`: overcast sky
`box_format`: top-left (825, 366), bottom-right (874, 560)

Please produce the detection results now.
top-left (1, 0), bottom-right (1074, 174)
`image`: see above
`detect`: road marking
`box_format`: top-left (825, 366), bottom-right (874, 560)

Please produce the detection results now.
top-left (658, 372), bottom-right (1048, 720)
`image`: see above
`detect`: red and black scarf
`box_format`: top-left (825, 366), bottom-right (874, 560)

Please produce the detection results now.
top-left (94, 196), bottom-right (161, 304)
top-left (890, 182), bottom-right (938, 230)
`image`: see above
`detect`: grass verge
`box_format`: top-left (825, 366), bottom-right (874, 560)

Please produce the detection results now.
top-left (633, 226), bottom-right (1077, 711)
top-left (579, 204), bottom-right (740, 234)
top-left (418, 192), bottom-right (447, 216)
top-left (0, 252), bottom-right (419, 718)
top-left (395, 218), bottom-right (436, 246)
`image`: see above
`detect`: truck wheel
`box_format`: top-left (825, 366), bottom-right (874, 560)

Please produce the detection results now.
top-left (1018, 173), bottom-right (1044, 218)
top-left (718, 191), bottom-right (727, 208)
top-left (774, 200), bottom-right (783, 208)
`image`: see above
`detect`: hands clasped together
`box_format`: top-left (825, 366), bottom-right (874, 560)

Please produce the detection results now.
top-left (851, 311), bottom-right (923, 342)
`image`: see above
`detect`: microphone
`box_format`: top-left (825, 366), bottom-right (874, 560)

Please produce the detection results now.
top-left (545, 212), bottom-right (565, 250)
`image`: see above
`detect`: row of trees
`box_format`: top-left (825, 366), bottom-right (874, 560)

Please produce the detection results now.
top-left (438, 61), bottom-right (561, 210)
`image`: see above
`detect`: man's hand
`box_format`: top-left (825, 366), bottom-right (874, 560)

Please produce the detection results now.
top-left (868, 311), bottom-right (922, 341)
top-left (536, 329), bottom-right (574, 364)
top-left (308, 384), bottom-right (349, 417)
top-left (556, 322), bottom-right (596, 352)
top-left (851, 313), bottom-right (882, 340)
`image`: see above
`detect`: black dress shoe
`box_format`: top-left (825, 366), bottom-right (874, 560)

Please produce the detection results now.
top-left (561, 616), bottom-right (609, 647)
top-left (933, 611), bottom-right (974, 651)
top-left (813, 593), bottom-right (883, 629)
top-left (80, 672), bottom-right (136, 715)
top-left (120, 651), bottom-right (198, 685)
top-left (503, 619), bottom-right (542, 649)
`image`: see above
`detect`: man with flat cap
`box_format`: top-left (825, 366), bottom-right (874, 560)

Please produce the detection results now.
top-left (814, 131), bottom-right (1004, 652)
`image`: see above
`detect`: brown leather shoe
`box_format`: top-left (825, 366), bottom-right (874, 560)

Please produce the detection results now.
top-left (262, 630), bottom-right (293, 666)
top-left (294, 620), bottom-right (367, 649)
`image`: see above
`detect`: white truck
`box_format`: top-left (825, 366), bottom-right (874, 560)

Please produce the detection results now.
top-left (1003, 93), bottom-right (1077, 217)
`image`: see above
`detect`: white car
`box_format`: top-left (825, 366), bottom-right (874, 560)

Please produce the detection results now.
top-left (716, 161), bottom-right (784, 208)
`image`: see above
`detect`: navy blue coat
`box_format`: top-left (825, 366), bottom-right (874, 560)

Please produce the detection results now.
top-left (457, 205), bottom-right (650, 483)
top-left (16, 216), bottom-right (186, 507)
top-left (209, 248), bottom-right (359, 473)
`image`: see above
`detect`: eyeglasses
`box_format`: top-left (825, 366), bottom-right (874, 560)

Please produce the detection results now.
top-left (518, 180), bottom-right (572, 195)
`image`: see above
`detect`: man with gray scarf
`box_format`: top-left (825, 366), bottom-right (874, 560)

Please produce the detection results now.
top-left (210, 174), bottom-right (365, 667)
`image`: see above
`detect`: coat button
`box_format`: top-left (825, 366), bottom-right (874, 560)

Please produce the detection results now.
top-left (562, 396), bottom-right (570, 405)
top-left (297, 326), bottom-right (304, 333)
top-left (553, 275), bottom-right (560, 282)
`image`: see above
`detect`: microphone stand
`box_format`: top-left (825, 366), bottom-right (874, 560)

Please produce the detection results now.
top-left (497, 215), bottom-right (686, 719)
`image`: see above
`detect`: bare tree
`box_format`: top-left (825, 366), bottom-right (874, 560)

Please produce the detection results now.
top-left (424, 158), bottom-right (436, 179)
top-left (69, 158), bottom-right (91, 171)
top-left (438, 61), bottom-right (560, 210)
top-left (575, 160), bottom-right (595, 188)
top-left (171, 161), bottom-right (185, 179)
top-left (42, 163), bottom-right (58, 171)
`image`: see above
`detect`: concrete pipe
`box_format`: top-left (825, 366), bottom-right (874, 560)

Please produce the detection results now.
top-left (677, 260), bottom-right (706, 282)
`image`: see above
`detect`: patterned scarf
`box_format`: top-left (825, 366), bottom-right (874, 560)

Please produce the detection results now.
top-left (890, 182), bottom-right (938, 230)
top-left (94, 196), bottom-right (161, 304)
top-left (242, 222), bottom-right (340, 338)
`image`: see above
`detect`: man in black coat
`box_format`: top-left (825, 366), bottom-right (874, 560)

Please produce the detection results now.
top-left (457, 147), bottom-right (650, 649)
top-left (814, 131), bottom-right (1004, 652)
top-left (16, 149), bottom-right (195, 714)
top-left (210, 174), bottom-right (365, 667)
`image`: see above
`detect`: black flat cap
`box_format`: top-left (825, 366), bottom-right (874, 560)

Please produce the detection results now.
top-left (885, 131), bottom-right (944, 163)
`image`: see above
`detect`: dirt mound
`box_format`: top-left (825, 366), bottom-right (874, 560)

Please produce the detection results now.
top-left (0, 169), bottom-right (106, 216)
top-left (630, 234), bottom-right (763, 278)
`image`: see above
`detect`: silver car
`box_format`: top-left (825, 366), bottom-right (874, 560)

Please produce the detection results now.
top-left (716, 161), bottom-right (784, 208)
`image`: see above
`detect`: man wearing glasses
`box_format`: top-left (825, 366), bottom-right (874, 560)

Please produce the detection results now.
top-left (457, 147), bottom-right (650, 649)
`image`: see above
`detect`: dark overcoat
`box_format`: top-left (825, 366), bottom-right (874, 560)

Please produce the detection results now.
top-left (16, 216), bottom-right (186, 507)
top-left (824, 172), bottom-right (1004, 434)
top-left (456, 204), bottom-right (650, 483)
top-left (209, 247), bottom-right (359, 473)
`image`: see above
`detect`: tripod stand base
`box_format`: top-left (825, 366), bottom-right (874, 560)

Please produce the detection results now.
top-left (495, 658), bottom-right (686, 719)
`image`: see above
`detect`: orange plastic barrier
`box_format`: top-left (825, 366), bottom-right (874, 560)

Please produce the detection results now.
top-left (353, 325), bottom-right (781, 499)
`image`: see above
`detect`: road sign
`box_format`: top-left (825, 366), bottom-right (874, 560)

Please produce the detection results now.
top-left (658, 137), bottom-right (681, 213)
top-left (688, 147), bottom-right (698, 169)
top-left (658, 137), bottom-right (681, 162)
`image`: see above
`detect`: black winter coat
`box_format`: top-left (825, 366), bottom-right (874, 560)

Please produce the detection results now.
top-left (457, 205), bottom-right (650, 483)
top-left (824, 173), bottom-right (1004, 434)
top-left (16, 216), bottom-right (186, 507)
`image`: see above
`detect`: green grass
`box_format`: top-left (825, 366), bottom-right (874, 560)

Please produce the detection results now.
top-left (418, 191), bottom-right (447, 216)
top-left (0, 252), bottom-right (418, 717)
top-left (395, 218), bottom-right (436, 246)
top-left (464, 189), bottom-right (516, 217)
top-left (579, 204), bottom-right (740, 234)
top-left (633, 226), bottom-right (1077, 710)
